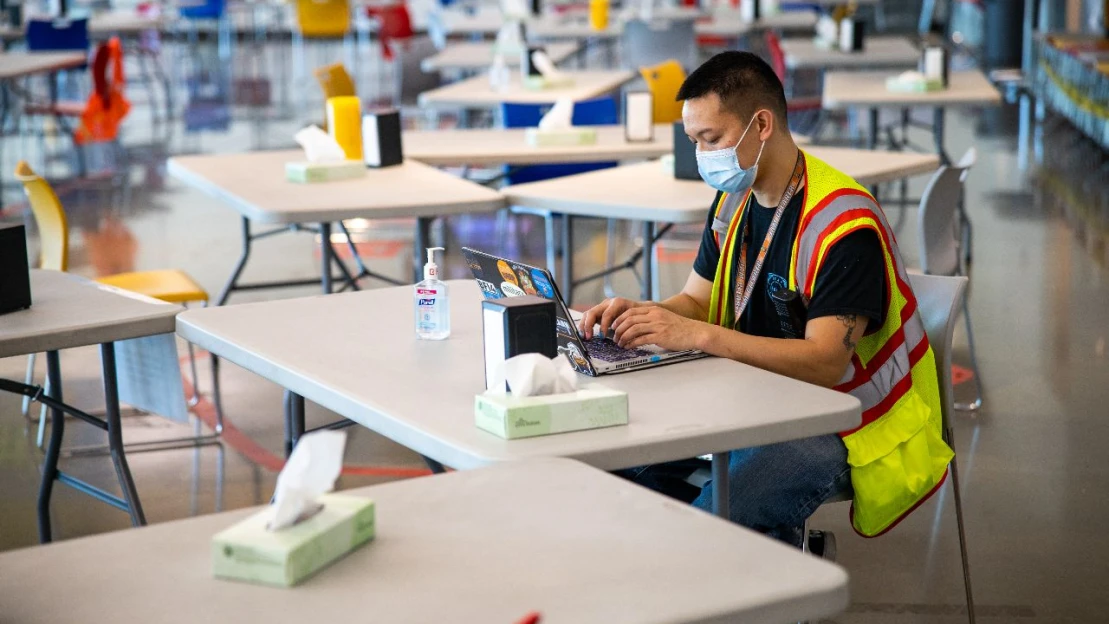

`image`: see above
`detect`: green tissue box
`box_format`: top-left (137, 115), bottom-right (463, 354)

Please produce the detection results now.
top-left (523, 75), bottom-right (575, 90)
top-left (885, 76), bottom-right (945, 93)
top-left (525, 127), bottom-right (598, 146)
top-left (212, 493), bottom-right (375, 587)
top-left (285, 160), bottom-right (366, 183)
top-left (475, 384), bottom-right (628, 439)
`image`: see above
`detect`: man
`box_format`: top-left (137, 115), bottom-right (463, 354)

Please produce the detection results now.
top-left (579, 52), bottom-right (953, 548)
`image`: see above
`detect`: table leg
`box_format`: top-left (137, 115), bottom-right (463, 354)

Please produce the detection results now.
top-left (560, 214), bottom-right (574, 304)
top-left (933, 107), bottom-right (950, 165)
top-left (101, 343), bottom-right (146, 527)
top-left (217, 217), bottom-right (253, 306)
top-left (641, 221), bottom-right (655, 302)
top-left (867, 107), bottom-right (879, 150)
top-left (414, 216), bottom-right (432, 283)
top-left (320, 222), bottom-right (333, 294)
top-left (286, 392), bottom-right (306, 458)
top-left (712, 452), bottom-right (730, 520)
top-left (36, 350), bottom-right (64, 543)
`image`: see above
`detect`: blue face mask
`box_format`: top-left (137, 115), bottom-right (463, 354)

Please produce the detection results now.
top-left (695, 114), bottom-right (765, 195)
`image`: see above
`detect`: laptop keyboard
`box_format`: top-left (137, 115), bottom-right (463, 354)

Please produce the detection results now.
top-left (584, 337), bottom-right (653, 362)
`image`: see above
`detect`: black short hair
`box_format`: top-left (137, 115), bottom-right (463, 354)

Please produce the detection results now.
top-left (676, 51), bottom-right (788, 123)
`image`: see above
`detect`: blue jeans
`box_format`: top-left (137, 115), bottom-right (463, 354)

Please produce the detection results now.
top-left (615, 434), bottom-right (851, 548)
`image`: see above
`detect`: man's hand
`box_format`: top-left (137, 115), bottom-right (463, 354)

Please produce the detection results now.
top-left (612, 306), bottom-right (708, 352)
top-left (578, 298), bottom-right (646, 340)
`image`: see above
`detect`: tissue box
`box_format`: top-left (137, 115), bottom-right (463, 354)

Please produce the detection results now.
top-left (475, 384), bottom-right (628, 439)
top-left (523, 75), bottom-right (575, 90)
top-left (524, 127), bottom-right (598, 147)
top-left (212, 493), bottom-right (375, 587)
top-left (285, 160), bottom-right (366, 183)
top-left (885, 76), bottom-right (945, 93)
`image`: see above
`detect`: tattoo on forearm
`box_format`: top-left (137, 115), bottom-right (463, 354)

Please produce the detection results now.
top-left (836, 314), bottom-right (858, 351)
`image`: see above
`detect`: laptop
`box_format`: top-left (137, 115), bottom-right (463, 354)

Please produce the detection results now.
top-left (463, 247), bottom-right (705, 376)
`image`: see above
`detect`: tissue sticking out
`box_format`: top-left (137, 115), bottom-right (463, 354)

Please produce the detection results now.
top-left (269, 430), bottom-right (348, 531)
top-left (294, 125), bottom-right (347, 163)
top-left (538, 97), bottom-right (574, 130)
top-left (492, 353), bottom-right (580, 397)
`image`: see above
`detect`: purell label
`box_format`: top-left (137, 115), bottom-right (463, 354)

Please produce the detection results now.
top-left (416, 288), bottom-right (438, 295)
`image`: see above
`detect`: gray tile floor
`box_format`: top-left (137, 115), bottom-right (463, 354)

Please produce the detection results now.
top-left (2, 35), bottom-right (1108, 624)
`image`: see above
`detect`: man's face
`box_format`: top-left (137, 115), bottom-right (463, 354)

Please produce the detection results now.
top-left (682, 92), bottom-right (764, 170)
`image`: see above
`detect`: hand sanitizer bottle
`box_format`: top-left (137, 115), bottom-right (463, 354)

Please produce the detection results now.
top-left (415, 247), bottom-right (450, 340)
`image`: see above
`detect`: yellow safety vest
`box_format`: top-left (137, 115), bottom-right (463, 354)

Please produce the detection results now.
top-left (707, 150), bottom-right (954, 537)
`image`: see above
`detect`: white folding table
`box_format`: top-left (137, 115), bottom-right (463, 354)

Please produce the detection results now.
top-left (501, 146), bottom-right (940, 301)
top-left (420, 41), bottom-right (581, 73)
top-left (0, 458), bottom-right (850, 624)
top-left (416, 69), bottom-right (637, 112)
top-left (822, 69), bottom-right (1003, 161)
top-left (166, 154), bottom-right (505, 302)
top-left (781, 35), bottom-right (919, 71)
top-left (0, 270), bottom-right (181, 542)
top-left (176, 281), bottom-right (861, 519)
top-left (403, 124), bottom-right (674, 166)
top-left (694, 10), bottom-right (819, 39)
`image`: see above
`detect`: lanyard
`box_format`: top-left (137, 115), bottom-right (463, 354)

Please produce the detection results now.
top-left (733, 151), bottom-right (806, 328)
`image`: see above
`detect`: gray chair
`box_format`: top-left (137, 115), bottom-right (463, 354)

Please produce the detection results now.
top-left (918, 147), bottom-right (982, 411)
top-left (621, 18), bottom-right (698, 71)
top-left (391, 36), bottom-right (443, 123)
top-left (807, 273), bottom-right (976, 624)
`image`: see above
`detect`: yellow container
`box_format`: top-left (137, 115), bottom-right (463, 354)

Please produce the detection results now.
top-left (589, 0), bottom-right (608, 31)
top-left (326, 96), bottom-right (363, 160)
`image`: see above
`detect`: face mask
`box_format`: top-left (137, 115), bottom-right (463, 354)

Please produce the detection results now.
top-left (695, 114), bottom-right (765, 195)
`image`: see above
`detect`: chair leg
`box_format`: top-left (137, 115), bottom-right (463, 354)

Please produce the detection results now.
top-left (956, 298), bottom-right (983, 412)
top-left (21, 353), bottom-right (37, 418)
top-left (949, 453), bottom-right (977, 623)
top-left (36, 371), bottom-right (52, 450)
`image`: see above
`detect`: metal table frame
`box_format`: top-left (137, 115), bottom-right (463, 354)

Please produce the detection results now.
top-left (0, 345), bottom-right (144, 542)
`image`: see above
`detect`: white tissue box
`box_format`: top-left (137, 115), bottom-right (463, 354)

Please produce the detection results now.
top-left (285, 160), bottom-right (366, 183)
top-left (523, 75), bottom-right (575, 90)
top-left (212, 493), bottom-right (375, 587)
top-left (475, 384), bottom-right (628, 439)
top-left (524, 127), bottom-right (598, 147)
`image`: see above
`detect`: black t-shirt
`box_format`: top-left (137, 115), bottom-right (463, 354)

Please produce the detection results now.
top-left (693, 190), bottom-right (887, 338)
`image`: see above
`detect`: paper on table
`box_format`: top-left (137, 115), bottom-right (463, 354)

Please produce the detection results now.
top-left (269, 430), bottom-right (347, 531)
top-left (294, 125), bottom-right (346, 163)
top-left (488, 353), bottom-right (579, 397)
top-left (537, 97), bottom-right (574, 130)
top-left (114, 333), bottom-right (189, 423)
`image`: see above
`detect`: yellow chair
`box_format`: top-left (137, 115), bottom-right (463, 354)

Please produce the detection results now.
top-left (639, 60), bottom-right (687, 124)
top-left (15, 161), bottom-right (222, 440)
top-left (314, 63), bottom-right (356, 99)
top-left (296, 0), bottom-right (352, 38)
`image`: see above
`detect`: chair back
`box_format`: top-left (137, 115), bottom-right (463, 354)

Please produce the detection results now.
top-left (764, 29), bottom-right (788, 81)
top-left (639, 60), bottom-right (686, 124)
top-left (296, 0), bottom-right (351, 38)
top-left (14, 162), bottom-right (69, 272)
top-left (622, 18), bottom-right (696, 71)
top-left (500, 97), bottom-right (618, 184)
top-left (917, 148), bottom-right (975, 277)
top-left (907, 273), bottom-right (968, 439)
top-left (179, 0), bottom-right (225, 20)
top-left (368, 3), bottom-right (414, 39)
top-left (26, 17), bottom-right (89, 52)
top-left (314, 63), bottom-right (356, 99)
top-left (392, 36), bottom-right (442, 106)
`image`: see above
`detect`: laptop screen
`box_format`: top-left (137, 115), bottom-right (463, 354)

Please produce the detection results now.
top-left (462, 247), bottom-right (597, 376)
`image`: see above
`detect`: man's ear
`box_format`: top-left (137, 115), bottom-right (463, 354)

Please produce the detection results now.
top-left (756, 109), bottom-right (775, 141)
